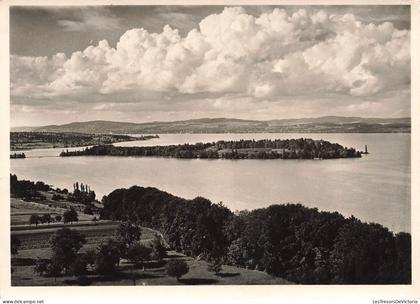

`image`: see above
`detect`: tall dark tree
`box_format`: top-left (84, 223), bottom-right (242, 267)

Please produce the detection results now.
top-left (95, 239), bottom-right (121, 275)
top-left (11, 235), bottom-right (21, 255)
top-left (29, 214), bottom-right (40, 226)
top-left (49, 228), bottom-right (86, 274)
top-left (115, 221), bottom-right (142, 257)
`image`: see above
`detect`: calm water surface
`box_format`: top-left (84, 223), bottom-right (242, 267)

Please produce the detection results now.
top-left (11, 133), bottom-right (410, 232)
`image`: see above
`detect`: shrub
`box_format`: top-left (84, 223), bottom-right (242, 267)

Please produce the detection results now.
top-left (84, 205), bottom-right (94, 215)
top-left (76, 275), bottom-right (91, 286)
top-left (70, 255), bottom-right (88, 276)
top-left (126, 243), bottom-right (151, 267)
top-left (34, 259), bottom-right (49, 276)
top-left (151, 238), bottom-right (167, 261)
top-left (208, 258), bottom-right (223, 275)
top-left (95, 240), bottom-right (121, 275)
top-left (29, 214), bottom-right (40, 226)
top-left (45, 261), bottom-right (62, 277)
top-left (41, 213), bottom-right (52, 225)
top-left (63, 208), bottom-right (78, 224)
top-left (49, 228), bottom-right (86, 273)
top-left (11, 235), bottom-right (21, 255)
top-left (167, 259), bottom-right (189, 280)
top-left (84, 248), bottom-right (97, 267)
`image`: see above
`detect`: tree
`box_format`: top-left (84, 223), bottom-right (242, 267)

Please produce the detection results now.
top-left (167, 259), bottom-right (189, 281)
top-left (115, 221), bottom-right (142, 257)
top-left (34, 259), bottom-right (49, 276)
top-left (70, 254), bottom-right (88, 276)
top-left (95, 239), bottom-right (121, 275)
top-left (84, 248), bottom-right (97, 268)
top-left (84, 205), bottom-right (94, 215)
top-left (63, 208), bottom-right (78, 224)
top-left (41, 213), bottom-right (52, 225)
top-left (52, 194), bottom-right (63, 201)
top-left (29, 214), bottom-right (40, 226)
top-left (34, 259), bottom-right (61, 278)
top-left (151, 237), bottom-right (167, 261)
top-left (11, 235), bottom-right (21, 255)
top-left (55, 214), bottom-right (62, 222)
top-left (126, 243), bottom-right (151, 267)
top-left (49, 228), bottom-right (86, 274)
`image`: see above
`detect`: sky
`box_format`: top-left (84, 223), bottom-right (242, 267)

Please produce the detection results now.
top-left (10, 5), bottom-right (411, 127)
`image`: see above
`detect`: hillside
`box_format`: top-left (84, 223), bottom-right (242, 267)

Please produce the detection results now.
top-left (13, 116), bottom-right (411, 134)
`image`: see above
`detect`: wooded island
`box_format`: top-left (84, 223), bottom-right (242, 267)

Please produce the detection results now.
top-left (59, 138), bottom-right (363, 159)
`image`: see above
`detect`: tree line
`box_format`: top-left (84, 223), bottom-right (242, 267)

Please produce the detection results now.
top-left (10, 174), bottom-right (50, 201)
top-left (59, 138), bottom-right (362, 159)
top-left (99, 185), bottom-right (410, 284)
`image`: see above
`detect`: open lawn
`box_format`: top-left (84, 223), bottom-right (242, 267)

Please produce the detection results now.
top-left (11, 197), bottom-right (96, 226)
top-left (11, 222), bottom-right (291, 286)
top-left (12, 249), bottom-right (291, 286)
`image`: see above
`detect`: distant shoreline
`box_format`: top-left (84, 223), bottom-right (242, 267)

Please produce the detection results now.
top-left (10, 132), bottom-right (159, 151)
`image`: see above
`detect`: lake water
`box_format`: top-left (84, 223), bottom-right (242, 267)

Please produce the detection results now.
top-left (11, 133), bottom-right (411, 233)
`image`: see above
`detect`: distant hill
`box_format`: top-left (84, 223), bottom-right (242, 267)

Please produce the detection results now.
top-left (14, 116), bottom-right (411, 134)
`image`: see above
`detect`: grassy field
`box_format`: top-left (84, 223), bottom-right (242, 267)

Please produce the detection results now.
top-left (11, 195), bottom-right (96, 226)
top-left (12, 249), bottom-right (291, 286)
top-left (11, 193), bottom-right (291, 286)
top-left (11, 218), bottom-right (291, 286)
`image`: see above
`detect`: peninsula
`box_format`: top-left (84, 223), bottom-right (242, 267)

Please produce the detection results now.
top-left (10, 132), bottom-right (159, 151)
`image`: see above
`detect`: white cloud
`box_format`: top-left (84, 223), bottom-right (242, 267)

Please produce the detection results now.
top-left (11, 7), bottom-right (410, 106)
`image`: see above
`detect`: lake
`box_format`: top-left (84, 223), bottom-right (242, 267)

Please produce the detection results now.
top-left (10, 133), bottom-right (410, 233)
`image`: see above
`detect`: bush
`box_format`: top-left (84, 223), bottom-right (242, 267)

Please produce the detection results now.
top-left (208, 258), bottom-right (223, 275)
top-left (84, 205), bottom-right (94, 215)
top-left (151, 238), bottom-right (167, 261)
top-left (45, 261), bottom-right (62, 277)
top-left (41, 213), bottom-right (52, 225)
top-left (11, 235), bottom-right (21, 255)
top-left (34, 259), bottom-right (62, 277)
top-left (63, 208), bottom-right (78, 224)
top-left (95, 240), bottom-right (121, 275)
top-left (167, 259), bottom-right (189, 280)
top-left (29, 214), bottom-right (40, 226)
top-left (70, 255), bottom-right (88, 276)
top-left (76, 275), bottom-right (91, 286)
top-left (84, 248), bottom-right (97, 267)
top-left (52, 194), bottom-right (63, 201)
top-left (49, 228), bottom-right (86, 273)
top-left (34, 259), bottom-right (49, 276)
top-left (126, 243), bottom-right (151, 266)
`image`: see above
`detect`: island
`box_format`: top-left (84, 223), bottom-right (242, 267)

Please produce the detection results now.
top-left (59, 138), bottom-right (363, 159)
top-left (10, 152), bottom-right (26, 159)
top-left (10, 131), bottom-right (159, 151)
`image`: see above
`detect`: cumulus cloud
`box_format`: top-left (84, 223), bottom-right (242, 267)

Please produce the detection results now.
top-left (11, 7), bottom-right (410, 106)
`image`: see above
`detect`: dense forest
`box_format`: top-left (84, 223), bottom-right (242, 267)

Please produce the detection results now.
top-left (100, 186), bottom-right (411, 284)
top-left (60, 138), bottom-right (362, 160)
